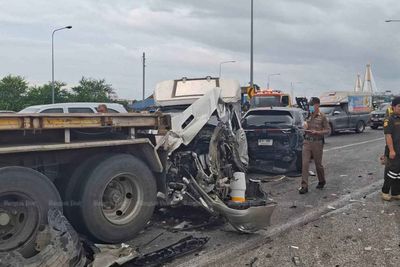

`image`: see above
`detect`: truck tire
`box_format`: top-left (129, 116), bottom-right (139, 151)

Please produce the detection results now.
top-left (76, 154), bottom-right (157, 243)
top-left (62, 154), bottom-right (112, 232)
top-left (0, 167), bottom-right (62, 258)
top-left (355, 121), bottom-right (365, 133)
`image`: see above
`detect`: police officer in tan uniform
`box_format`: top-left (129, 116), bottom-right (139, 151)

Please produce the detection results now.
top-left (299, 97), bottom-right (330, 194)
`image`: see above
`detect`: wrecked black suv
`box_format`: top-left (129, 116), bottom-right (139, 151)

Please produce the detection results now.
top-left (242, 107), bottom-right (305, 174)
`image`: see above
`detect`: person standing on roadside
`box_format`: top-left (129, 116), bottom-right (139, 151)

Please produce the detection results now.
top-left (97, 104), bottom-right (108, 113)
top-left (381, 97), bottom-right (400, 201)
top-left (299, 97), bottom-right (330, 194)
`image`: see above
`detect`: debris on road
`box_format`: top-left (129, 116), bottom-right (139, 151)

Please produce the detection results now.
top-left (340, 174), bottom-right (348, 177)
top-left (349, 199), bottom-right (365, 203)
top-left (173, 221), bottom-right (192, 230)
top-left (121, 235), bottom-right (209, 267)
top-left (327, 205), bottom-right (336, 210)
top-left (248, 256), bottom-right (259, 267)
top-left (292, 256), bottom-right (301, 265)
top-left (364, 246), bottom-right (372, 251)
top-left (290, 245), bottom-right (299, 249)
top-left (91, 243), bottom-right (138, 267)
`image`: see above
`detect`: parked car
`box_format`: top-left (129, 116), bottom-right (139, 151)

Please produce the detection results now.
top-left (18, 102), bottom-right (127, 114)
top-left (242, 107), bottom-right (305, 174)
top-left (370, 102), bottom-right (390, 129)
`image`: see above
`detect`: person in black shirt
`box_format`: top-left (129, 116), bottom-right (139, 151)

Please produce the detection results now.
top-left (382, 97), bottom-right (400, 201)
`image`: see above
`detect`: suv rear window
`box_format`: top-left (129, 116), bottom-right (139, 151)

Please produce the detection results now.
top-left (243, 110), bottom-right (293, 127)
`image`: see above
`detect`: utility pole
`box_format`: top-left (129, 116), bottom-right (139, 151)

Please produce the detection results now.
top-left (142, 52), bottom-right (146, 101)
top-left (250, 0), bottom-right (254, 88)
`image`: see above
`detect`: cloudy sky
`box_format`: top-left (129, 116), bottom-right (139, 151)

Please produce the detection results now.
top-left (1, 0), bottom-right (400, 99)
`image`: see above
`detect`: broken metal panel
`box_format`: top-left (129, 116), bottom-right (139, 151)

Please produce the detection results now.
top-left (157, 87), bottom-right (226, 153)
top-left (122, 236), bottom-right (209, 267)
top-left (185, 176), bottom-right (277, 233)
top-left (91, 243), bottom-right (138, 267)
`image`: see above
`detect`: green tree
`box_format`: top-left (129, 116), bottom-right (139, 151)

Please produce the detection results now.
top-left (0, 75), bottom-right (28, 111)
top-left (25, 82), bottom-right (72, 107)
top-left (71, 77), bottom-right (115, 102)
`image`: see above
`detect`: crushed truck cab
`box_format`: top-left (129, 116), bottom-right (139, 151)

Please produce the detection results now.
top-left (155, 77), bottom-right (276, 232)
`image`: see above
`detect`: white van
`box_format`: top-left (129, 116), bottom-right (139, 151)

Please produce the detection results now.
top-left (19, 102), bottom-right (127, 114)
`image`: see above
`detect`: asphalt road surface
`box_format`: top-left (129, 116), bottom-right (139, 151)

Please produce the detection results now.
top-left (130, 128), bottom-right (391, 266)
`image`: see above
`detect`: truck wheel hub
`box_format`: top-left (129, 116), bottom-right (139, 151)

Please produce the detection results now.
top-left (0, 193), bottom-right (39, 253)
top-left (0, 211), bottom-right (11, 226)
top-left (101, 174), bottom-right (141, 225)
top-left (111, 191), bottom-right (123, 204)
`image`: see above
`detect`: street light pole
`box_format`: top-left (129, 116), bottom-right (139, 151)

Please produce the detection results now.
top-left (290, 81), bottom-right (302, 105)
top-left (250, 0), bottom-right (254, 88)
top-left (52, 25), bottom-right (72, 104)
top-left (142, 52), bottom-right (146, 101)
top-left (219, 60), bottom-right (236, 78)
top-left (267, 73), bottom-right (280, 89)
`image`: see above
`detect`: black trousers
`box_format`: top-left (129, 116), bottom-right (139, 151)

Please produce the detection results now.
top-left (382, 158), bottom-right (400, 195)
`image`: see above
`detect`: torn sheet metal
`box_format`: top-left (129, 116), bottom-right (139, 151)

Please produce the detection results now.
top-left (157, 87), bottom-right (226, 153)
top-left (186, 176), bottom-right (277, 233)
top-left (90, 243), bottom-right (138, 267)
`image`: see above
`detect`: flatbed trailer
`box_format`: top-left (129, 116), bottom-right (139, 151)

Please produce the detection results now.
top-left (0, 112), bottom-right (171, 258)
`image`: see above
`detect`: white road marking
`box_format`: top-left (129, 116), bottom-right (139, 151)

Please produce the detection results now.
top-left (324, 137), bottom-right (384, 152)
